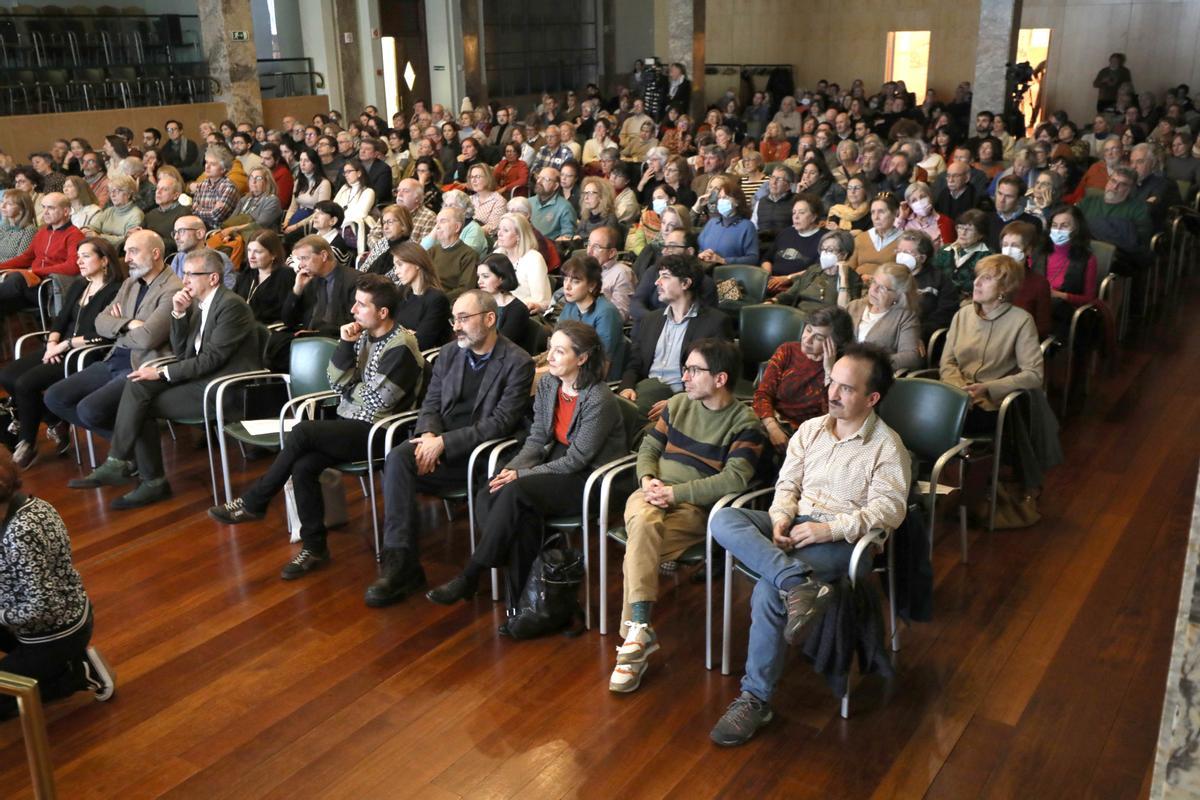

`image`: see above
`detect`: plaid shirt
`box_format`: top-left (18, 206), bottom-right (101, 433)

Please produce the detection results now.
top-left (411, 205), bottom-right (436, 242)
top-left (191, 176), bottom-right (239, 228)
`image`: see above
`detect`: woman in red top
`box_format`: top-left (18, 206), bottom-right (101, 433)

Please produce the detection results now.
top-left (752, 306), bottom-right (854, 453)
top-left (493, 142), bottom-right (530, 199)
top-left (999, 220), bottom-right (1054, 339)
top-left (1038, 205), bottom-right (1098, 337)
top-left (758, 122), bottom-right (791, 163)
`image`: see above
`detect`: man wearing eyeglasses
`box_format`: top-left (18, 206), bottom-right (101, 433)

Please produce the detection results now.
top-left (366, 289), bottom-right (534, 608)
top-left (168, 215), bottom-right (234, 288)
top-left (66, 248), bottom-right (256, 509)
top-left (610, 337), bottom-right (765, 693)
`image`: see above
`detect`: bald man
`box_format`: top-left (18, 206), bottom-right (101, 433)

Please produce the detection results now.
top-left (934, 160), bottom-right (985, 220)
top-left (395, 177), bottom-right (437, 242)
top-left (0, 192), bottom-right (85, 312)
top-left (45, 229), bottom-right (183, 446)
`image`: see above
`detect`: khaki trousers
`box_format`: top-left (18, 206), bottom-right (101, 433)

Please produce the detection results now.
top-left (620, 489), bottom-right (707, 624)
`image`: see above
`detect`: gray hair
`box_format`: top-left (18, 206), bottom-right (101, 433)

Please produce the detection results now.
top-left (1130, 142), bottom-right (1161, 170)
top-left (438, 205), bottom-right (465, 229)
top-left (184, 247), bottom-right (226, 275)
top-left (458, 288), bottom-right (498, 320)
top-left (205, 145), bottom-right (233, 171)
top-left (820, 229), bottom-right (855, 257)
top-left (120, 156), bottom-right (145, 178)
top-left (506, 196), bottom-right (532, 217)
top-left (599, 146), bottom-right (620, 161)
top-left (1111, 165), bottom-right (1138, 184)
top-left (903, 181), bottom-right (932, 202)
top-left (646, 146), bottom-right (670, 165)
top-left (440, 189), bottom-right (470, 211)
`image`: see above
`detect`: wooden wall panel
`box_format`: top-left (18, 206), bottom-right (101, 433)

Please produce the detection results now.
top-left (260, 95), bottom-right (331, 129)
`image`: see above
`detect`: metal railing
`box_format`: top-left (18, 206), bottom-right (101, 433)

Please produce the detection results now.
top-left (0, 671), bottom-right (57, 800)
top-left (257, 57), bottom-right (325, 99)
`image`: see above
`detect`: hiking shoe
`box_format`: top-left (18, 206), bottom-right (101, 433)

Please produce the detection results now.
top-left (364, 549), bottom-right (426, 607)
top-left (46, 422), bottom-right (70, 456)
top-left (783, 577), bottom-right (834, 645)
top-left (426, 574), bottom-right (477, 605)
top-left (280, 547), bottom-right (330, 580)
top-left (609, 659), bottom-right (649, 693)
top-left (110, 479), bottom-right (172, 510)
top-left (208, 497), bottom-right (266, 525)
top-left (82, 646), bottom-right (116, 702)
top-left (12, 441), bottom-right (37, 471)
top-left (615, 621), bottom-right (659, 665)
top-left (68, 458), bottom-right (135, 488)
top-left (710, 692), bottom-right (773, 746)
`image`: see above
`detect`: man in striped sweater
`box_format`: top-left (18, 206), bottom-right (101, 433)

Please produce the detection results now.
top-left (208, 273), bottom-right (425, 580)
top-left (611, 338), bottom-right (766, 693)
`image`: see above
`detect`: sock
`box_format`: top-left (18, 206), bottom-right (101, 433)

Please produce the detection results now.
top-left (631, 600), bottom-right (653, 625)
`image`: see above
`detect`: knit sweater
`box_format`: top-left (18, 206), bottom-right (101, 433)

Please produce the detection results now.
top-left (697, 215), bottom-right (759, 265)
top-left (88, 202), bottom-right (144, 246)
top-left (0, 223), bottom-right (84, 277)
top-left (939, 302), bottom-right (1043, 410)
top-left (637, 393), bottom-right (765, 507)
top-left (0, 496), bottom-right (89, 640)
top-left (327, 325), bottom-right (426, 423)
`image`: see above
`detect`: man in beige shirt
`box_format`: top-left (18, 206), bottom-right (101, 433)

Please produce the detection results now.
top-left (708, 342), bottom-right (911, 746)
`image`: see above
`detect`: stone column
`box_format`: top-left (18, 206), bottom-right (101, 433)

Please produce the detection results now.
top-left (333, 0), bottom-right (365, 116)
top-left (970, 0), bottom-right (1023, 121)
top-left (197, 0), bottom-right (263, 124)
top-left (665, 0), bottom-right (704, 119)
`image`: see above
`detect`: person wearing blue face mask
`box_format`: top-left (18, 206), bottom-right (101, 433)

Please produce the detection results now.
top-left (696, 175), bottom-right (759, 267)
top-left (1035, 204), bottom-right (1097, 338)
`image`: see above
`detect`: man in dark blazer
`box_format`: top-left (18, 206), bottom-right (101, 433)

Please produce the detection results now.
top-left (68, 249), bottom-right (258, 509)
top-left (280, 235), bottom-right (359, 338)
top-left (357, 137), bottom-right (393, 207)
top-left (620, 255), bottom-right (731, 420)
top-left (162, 119), bottom-right (204, 182)
top-left (367, 289), bottom-right (535, 607)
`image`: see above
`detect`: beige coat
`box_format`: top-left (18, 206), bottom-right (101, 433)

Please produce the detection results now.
top-left (848, 298), bottom-right (923, 371)
top-left (939, 302), bottom-right (1043, 410)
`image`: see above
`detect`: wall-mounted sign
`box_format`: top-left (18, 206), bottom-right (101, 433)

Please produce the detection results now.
top-left (231, 31), bottom-right (247, 41)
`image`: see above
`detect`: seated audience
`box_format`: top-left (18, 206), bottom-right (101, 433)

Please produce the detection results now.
top-left (63, 176), bottom-right (100, 231)
top-left (140, 173), bottom-right (189, 256)
top-left (895, 229), bottom-right (960, 339)
top-left (280, 235), bottom-right (359, 339)
top-left (1076, 166), bottom-right (1151, 253)
top-left (753, 305), bottom-right (855, 452)
top-left (494, 142), bottom-right (530, 198)
top-left (708, 343), bottom-right (909, 745)
top-left (467, 163), bottom-right (507, 237)
top-left (209, 274), bottom-right (426, 577)
top-left (234, 230), bottom-right (294, 324)
top-left (620, 255), bottom-right (730, 418)
top-left (825, 175), bottom-right (872, 231)
top-left (420, 189), bottom-right (488, 258)
top-left (0, 192), bottom-right (82, 317)
top-left (1038, 204), bottom-right (1099, 332)
top-left (283, 148), bottom-right (333, 241)
top-left (426, 321), bottom-right (627, 619)
top-left (190, 147), bottom-right (241, 230)
top-left (846, 262), bottom-right (923, 370)
top-left (1129, 141), bottom-right (1182, 231)
top-left (0, 237), bottom-right (123, 469)
top-left (762, 193), bottom-right (825, 294)
top-left (610, 161), bottom-right (641, 226)
top-left (83, 175), bottom-right (144, 249)
top-left (169, 216), bottom-right (235, 288)
top-left (366, 290), bottom-right (534, 607)
top-left (847, 193), bottom-right (903, 275)
top-left (999, 221), bottom-right (1054, 338)
top-left (612, 338), bottom-right (764, 692)
top-left (494, 212), bottom-right (552, 314)
top-left (629, 227), bottom-right (718, 327)
top-left (0, 190), bottom-right (37, 263)
top-left (428, 206), bottom-right (480, 301)
top-left (360, 205), bottom-right (412, 275)
top-left (697, 175), bottom-right (759, 266)
top-left (774, 229), bottom-right (862, 310)
top-left (986, 175), bottom-right (1041, 251)
top-left (576, 177), bottom-right (621, 243)
top-left (898, 181), bottom-right (952, 248)
top-left (585, 225), bottom-right (636, 320)
top-left (529, 167), bottom-right (577, 240)
top-left (66, 249), bottom-right (257, 509)
top-left (333, 158), bottom-right (376, 241)
top-left (940, 254), bottom-right (1044, 433)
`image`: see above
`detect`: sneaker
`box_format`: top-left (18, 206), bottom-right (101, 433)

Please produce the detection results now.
top-left (208, 498), bottom-right (266, 525)
top-left (426, 573), bottom-right (477, 605)
top-left (710, 692), bottom-right (773, 746)
top-left (783, 577), bottom-right (834, 645)
top-left (46, 422), bottom-right (70, 456)
top-left (82, 646), bottom-right (116, 702)
top-left (67, 458), bottom-right (135, 489)
top-left (364, 549), bottom-right (427, 607)
top-left (110, 479), bottom-right (172, 510)
top-left (11, 441), bottom-right (37, 471)
top-left (659, 560), bottom-right (678, 575)
top-left (609, 659), bottom-right (649, 693)
top-left (280, 547), bottom-right (330, 580)
top-left (615, 621), bottom-right (659, 665)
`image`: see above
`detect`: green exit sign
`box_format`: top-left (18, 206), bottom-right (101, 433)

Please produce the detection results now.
top-left (231, 31), bottom-right (247, 41)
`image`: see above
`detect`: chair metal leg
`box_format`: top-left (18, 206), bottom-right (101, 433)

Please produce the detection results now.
top-left (71, 425), bottom-right (81, 465)
top-left (959, 505), bottom-right (969, 564)
top-left (165, 420), bottom-right (176, 441)
top-left (85, 430), bottom-right (97, 469)
top-left (442, 498), bottom-right (453, 520)
top-left (722, 551), bottom-right (734, 675)
top-left (841, 688), bottom-right (851, 719)
top-left (888, 541), bottom-right (900, 652)
top-left (357, 476), bottom-right (367, 498)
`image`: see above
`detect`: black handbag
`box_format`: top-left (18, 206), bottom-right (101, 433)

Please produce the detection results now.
top-left (505, 533), bottom-right (585, 640)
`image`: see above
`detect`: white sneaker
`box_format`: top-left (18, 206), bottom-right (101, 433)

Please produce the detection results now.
top-left (82, 646), bottom-right (115, 701)
top-left (615, 621), bottom-right (659, 665)
top-left (11, 441), bottom-right (37, 471)
top-left (609, 659), bottom-right (649, 693)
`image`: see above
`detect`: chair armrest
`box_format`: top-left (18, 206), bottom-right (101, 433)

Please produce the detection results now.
top-left (64, 343), bottom-right (113, 377)
top-left (730, 486), bottom-right (775, 510)
top-left (598, 456), bottom-right (641, 533)
top-left (928, 438), bottom-right (973, 494)
top-left (905, 368), bottom-right (940, 380)
top-left (926, 327), bottom-right (947, 368)
top-left (848, 528), bottom-right (886, 589)
top-left (141, 355), bottom-right (180, 369)
top-left (487, 439), bottom-right (520, 476)
top-left (382, 411), bottom-right (422, 452)
top-left (15, 330), bottom-right (50, 359)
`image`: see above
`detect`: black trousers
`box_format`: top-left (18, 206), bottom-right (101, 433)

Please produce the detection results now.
top-left (109, 376), bottom-right (209, 481)
top-left (381, 439), bottom-right (468, 556)
top-left (470, 471), bottom-right (588, 602)
top-left (0, 349), bottom-right (64, 445)
top-left (0, 608), bottom-right (93, 716)
top-left (0, 271), bottom-right (39, 315)
top-left (241, 418), bottom-right (376, 551)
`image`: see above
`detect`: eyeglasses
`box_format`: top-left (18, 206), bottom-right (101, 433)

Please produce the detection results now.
top-left (682, 365), bottom-right (711, 377)
top-left (449, 310), bottom-right (488, 327)
top-left (182, 270), bottom-right (216, 278)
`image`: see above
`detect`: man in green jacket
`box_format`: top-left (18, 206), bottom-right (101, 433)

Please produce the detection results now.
top-left (610, 337), bottom-right (766, 694)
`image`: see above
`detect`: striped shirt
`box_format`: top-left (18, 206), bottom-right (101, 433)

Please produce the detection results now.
top-left (768, 412), bottom-right (911, 544)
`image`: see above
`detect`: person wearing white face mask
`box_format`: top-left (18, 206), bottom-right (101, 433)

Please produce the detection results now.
top-left (774, 229), bottom-right (862, 311)
top-left (999, 220), bottom-right (1053, 338)
top-left (897, 181), bottom-right (951, 248)
top-left (846, 262), bottom-right (923, 370)
top-left (763, 195), bottom-right (837, 296)
top-left (895, 229), bottom-right (959, 340)
top-left (1035, 205), bottom-right (1098, 338)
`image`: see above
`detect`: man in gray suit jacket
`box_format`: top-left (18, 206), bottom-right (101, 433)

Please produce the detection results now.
top-left (366, 289), bottom-right (535, 607)
top-left (45, 230), bottom-right (182, 443)
top-left (68, 249), bottom-right (258, 509)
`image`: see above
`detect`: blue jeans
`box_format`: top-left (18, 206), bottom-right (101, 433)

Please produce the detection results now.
top-left (711, 507), bottom-right (860, 703)
top-left (43, 361), bottom-right (129, 440)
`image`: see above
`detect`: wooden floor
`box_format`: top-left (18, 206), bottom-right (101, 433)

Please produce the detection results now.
top-left (0, 297), bottom-right (1196, 799)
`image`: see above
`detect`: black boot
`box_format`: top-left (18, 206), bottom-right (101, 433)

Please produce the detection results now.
top-left (426, 572), bottom-right (478, 605)
top-left (364, 548), bottom-right (426, 608)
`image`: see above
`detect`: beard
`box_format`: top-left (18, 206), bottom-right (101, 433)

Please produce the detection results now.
top-left (128, 262), bottom-right (151, 280)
